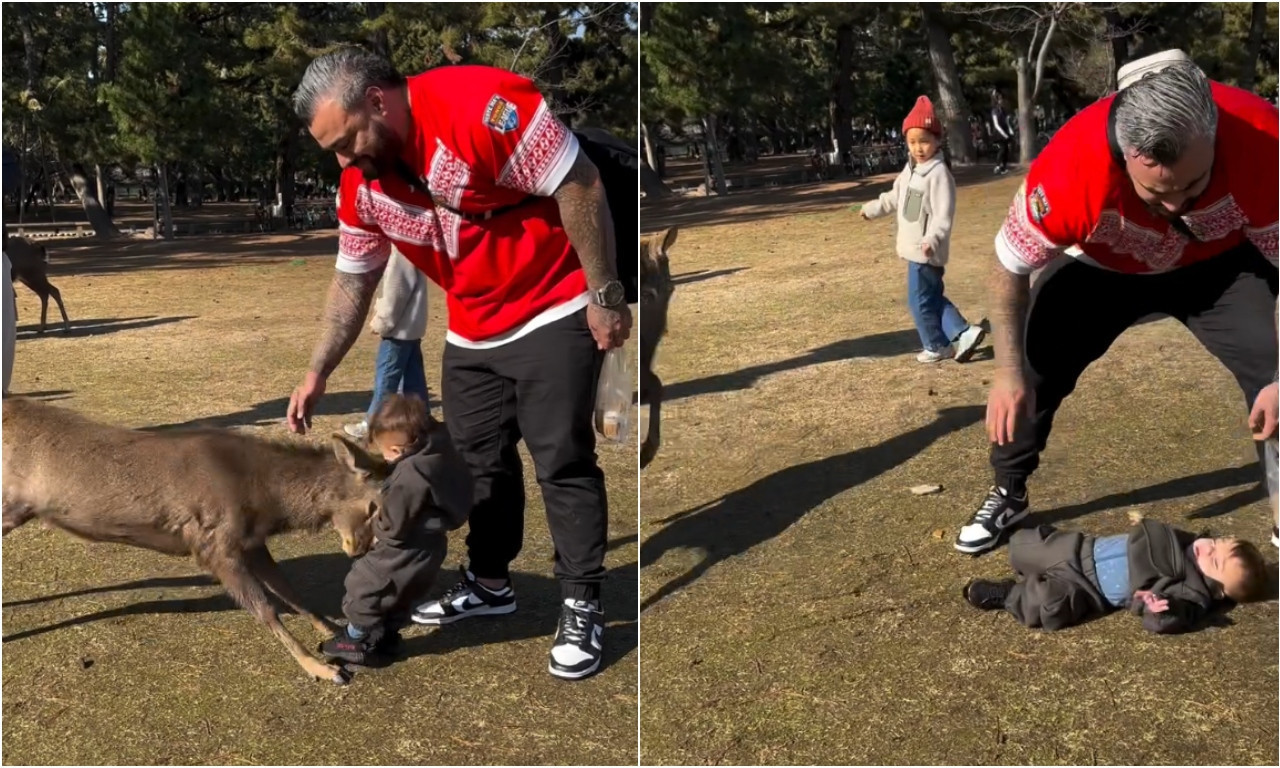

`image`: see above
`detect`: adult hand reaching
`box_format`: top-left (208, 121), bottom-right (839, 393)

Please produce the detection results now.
top-left (286, 371), bottom-right (327, 434)
top-left (986, 368), bottom-right (1033, 446)
top-left (1249, 381), bottom-right (1277, 440)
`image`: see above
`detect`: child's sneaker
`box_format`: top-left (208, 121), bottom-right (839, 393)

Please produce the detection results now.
top-left (411, 567), bottom-right (517, 625)
top-left (953, 324), bottom-right (987, 363)
top-left (320, 625), bottom-right (382, 666)
top-left (964, 579), bottom-right (1015, 610)
top-left (548, 598), bottom-right (604, 680)
top-left (917, 345), bottom-right (954, 363)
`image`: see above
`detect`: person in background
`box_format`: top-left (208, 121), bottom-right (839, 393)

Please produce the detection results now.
top-left (344, 245), bottom-right (429, 441)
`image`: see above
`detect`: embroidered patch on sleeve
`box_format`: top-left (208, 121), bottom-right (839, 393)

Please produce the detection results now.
top-left (483, 95), bottom-right (519, 133)
top-left (1029, 184), bottom-right (1050, 223)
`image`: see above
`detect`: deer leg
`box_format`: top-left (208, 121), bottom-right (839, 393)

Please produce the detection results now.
top-left (37, 291), bottom-right (48, 335)
top-left (244, 545), bottom-right (340, 638)
top-left (46, 285), bottom-right (69, 334)
top-left (200, 549), bottom-right (346, 684)
top-left (640, 369), bottom-right (663, 469)
top-left (2, 501), bottom-right (36, 535)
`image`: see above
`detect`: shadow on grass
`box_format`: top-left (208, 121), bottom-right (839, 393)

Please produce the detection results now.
top-left (1034, 464), bottom-right (1263, 527)
top-left (15, 315), bottom-right (195, 340)
top-left (2, 554), bottom-right (638, 676)
top-left (663, 328), bottom-right (924, 403)
top-left (141, 390), bottom-right (439, 432)
top-left (640, 405), bottom-right (984, 610)
top-left (670, 267), bottom-right (749, 287)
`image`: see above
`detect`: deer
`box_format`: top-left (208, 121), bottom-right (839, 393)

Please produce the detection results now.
top-left (4, 231), bottom-right (70, 335)
top-left (1, 397), bottom-right (389, 684)
top-left (640, 227), bottom-right (677, 469)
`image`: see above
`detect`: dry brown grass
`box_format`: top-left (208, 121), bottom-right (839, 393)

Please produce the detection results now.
top-left (2, 231), bottom-right (638, 766)
top-left (639, 171), bottom-right (1278, 765)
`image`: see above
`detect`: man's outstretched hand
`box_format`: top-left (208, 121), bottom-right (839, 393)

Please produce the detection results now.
top-left (287, 371), bottom-right (327, 434)
top-left (1249, 381), bottom-right (1278, 440)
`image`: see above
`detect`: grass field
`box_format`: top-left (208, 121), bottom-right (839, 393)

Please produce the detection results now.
top-left (639, 169), bottom-right (1278, 765)
top-left (1, 231), bottom-right (639, 766)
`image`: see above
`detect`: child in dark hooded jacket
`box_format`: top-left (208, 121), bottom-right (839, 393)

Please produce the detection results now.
top-left (322, 394), bottom-right (473, 664)
top-left (964, 519), bottom-right (1275, 633)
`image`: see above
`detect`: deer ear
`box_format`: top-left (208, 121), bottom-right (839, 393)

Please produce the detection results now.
top-left (660, 227), bottom-right (679, 254)
top-left (330, 433), bottom-right (381, 478)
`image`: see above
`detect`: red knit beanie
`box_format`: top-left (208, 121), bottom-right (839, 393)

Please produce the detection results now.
top-left (902, 95), bottom-right (942, 138)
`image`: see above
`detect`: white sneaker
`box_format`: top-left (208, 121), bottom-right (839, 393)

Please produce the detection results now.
top-left (343, 420), bottom-right (368, 439)
top-left (953, 324), bottom-right (987, 363)
top-left (916, 346), bottom-right (954, 363)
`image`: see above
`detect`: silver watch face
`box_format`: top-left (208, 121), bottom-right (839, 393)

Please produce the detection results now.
top-left (597, 282), bottom-right (625, 306)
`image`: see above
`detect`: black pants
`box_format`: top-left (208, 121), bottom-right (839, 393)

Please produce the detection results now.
top-left (343, 533), bottom-right (447, 631)
top-left (992, 245), bottom-right (1279, 488)
top-left (994, 137), bottom-right (1010, 169)
top-left (441, 308), bottom-right (607, 602)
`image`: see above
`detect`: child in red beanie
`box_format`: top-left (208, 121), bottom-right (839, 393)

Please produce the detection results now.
top-left (860, 95), bottom-right (986, 363)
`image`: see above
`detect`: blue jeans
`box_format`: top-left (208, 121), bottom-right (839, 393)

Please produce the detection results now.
top-left (907, 261), bottom-right (969, 351)
top-left (367, 337), bottom-right (429, 422)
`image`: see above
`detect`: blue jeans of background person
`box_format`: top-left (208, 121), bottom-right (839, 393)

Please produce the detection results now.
top-left (367, 338), bottom-right (429, 421)
top-left (908, 262), bottom-right (969, 351)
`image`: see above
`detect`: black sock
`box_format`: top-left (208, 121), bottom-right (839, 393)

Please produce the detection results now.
top-left (997, 476), bottom-right (1027, 498)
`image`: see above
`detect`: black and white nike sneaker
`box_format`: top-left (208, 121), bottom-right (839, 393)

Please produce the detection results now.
top-left (548, 599), bottom-right (604, 681)
top-left (954, 486), bottom-right (1030, 554)
top-left (411, 567), bottom-right (517, 625)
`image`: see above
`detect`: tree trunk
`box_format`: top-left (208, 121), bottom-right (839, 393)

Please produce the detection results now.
top-left (1103, 7), bottom-right (1126, 92)
top-left (703, 115), bottom-right (728, 195)
top-left (364, 2), bottom-right (389, 58)
top-left (832, 22), bottom-right (855, 170)
top-left (641, 123), bottom-right (661, 176)
top-left (921, 3), bottom-right (974, 163)
top-left (156, 164), bottom-right (174, 240)
top-left (69, 163), bottom-right (118, 238)
top-left (1240, 2), bottom-right (1267, 92)
top-left (1015, 58), bottom-right (1034, 164)
top-left (539, 6), bottom-right (569, 108)
top-left (641, 163), bottom-right (672, 198)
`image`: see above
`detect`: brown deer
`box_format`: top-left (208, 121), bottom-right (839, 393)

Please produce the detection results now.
top-left (4, 232), bottom-right (70, 334)
top-left (2, 397), bottom-right (387, 684)
top-left (640, 227), bottom-right (677, 469)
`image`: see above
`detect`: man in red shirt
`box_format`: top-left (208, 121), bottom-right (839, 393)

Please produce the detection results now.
top-left (956, 51), bottom-right (1279, 555)
top-left (287, 49), bottom-right (632, 680)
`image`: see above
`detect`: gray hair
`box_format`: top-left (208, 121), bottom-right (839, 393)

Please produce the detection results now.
top-left (1114, 61), bottom-right (1217, 166)
top-left (292, 48), bottom-right (405, 123)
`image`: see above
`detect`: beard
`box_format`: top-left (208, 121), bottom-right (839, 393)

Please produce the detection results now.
top-left (357, 119), bottom-right (402, 182)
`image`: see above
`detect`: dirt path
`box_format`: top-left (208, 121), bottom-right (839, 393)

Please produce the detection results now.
top-left (639, 173), bottom-right (1278, 765)
top-left (2, 232), bottom-right (638, 765)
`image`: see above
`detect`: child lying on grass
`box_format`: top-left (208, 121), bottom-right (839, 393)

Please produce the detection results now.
top-left (964, 519), bottom-right (1276, 633)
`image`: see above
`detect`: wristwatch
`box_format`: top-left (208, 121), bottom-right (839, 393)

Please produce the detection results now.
top-left (591, 279), bottom-right (627, 309)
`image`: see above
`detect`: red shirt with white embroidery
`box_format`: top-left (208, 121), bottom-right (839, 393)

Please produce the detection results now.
top-left (335, 65), bottom-right (584, 347)
top-left (995, 81), bottom-right (1278, 276)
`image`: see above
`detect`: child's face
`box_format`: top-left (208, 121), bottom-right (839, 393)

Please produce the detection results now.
top-left (1192, 537), bottom-right (1245, 597)
top-left (906, 128), bottom-right (939, 163)
top-left (371, 429), bottom-right (412, 462)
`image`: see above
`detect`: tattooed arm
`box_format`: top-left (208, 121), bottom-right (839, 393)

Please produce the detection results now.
top-left (553, 149), bottom-right (631, 349)
top-left (286, 267), bottom-right (384, 433)
top-left (310, 268), bottom-right (384, 377)
top-left (986, 261), bottom-right (1033, 446)
top-left (990, 263), bottom-right (1030, 377)
top-left (554, 150), bottom-right (617, 290)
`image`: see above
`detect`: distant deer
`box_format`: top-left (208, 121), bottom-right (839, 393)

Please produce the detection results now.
top-left (4, 231), bottom-right (70, 334)
top-left (640, 227), bottom-right (677, 469)
top-left (2, 398), bottom-right (387, 684)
